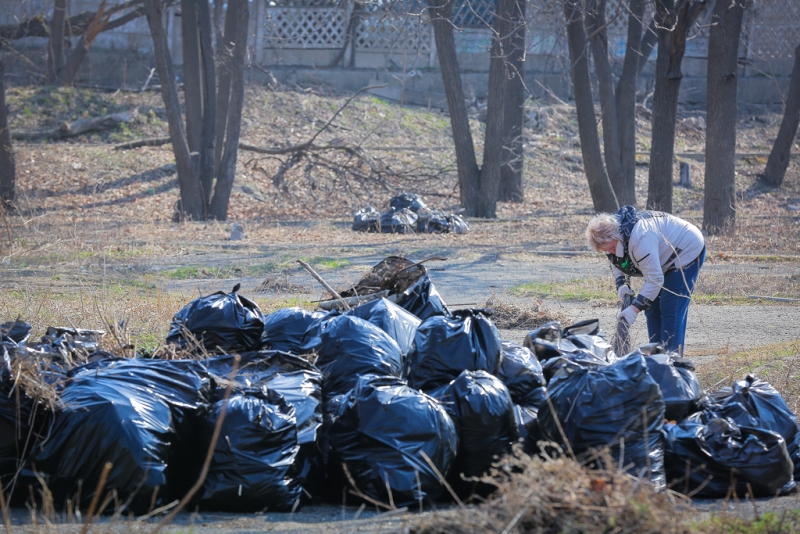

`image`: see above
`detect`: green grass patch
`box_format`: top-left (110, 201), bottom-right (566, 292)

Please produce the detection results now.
top-left (510, 279), bottom-right (615, 302)
top-left (298, 257), bottom-right (350, 270)
top-left (164, 266), bottom-right (201, 279)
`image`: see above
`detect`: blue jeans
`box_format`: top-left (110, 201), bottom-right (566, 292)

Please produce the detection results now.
top-left (644, 247), bottom-right (706, 354)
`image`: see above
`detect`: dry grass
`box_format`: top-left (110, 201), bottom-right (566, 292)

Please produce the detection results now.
top-left (484, 295), bottom-right (569, 330)
top-left (693, 340), bottom-right (800, 414)
top-left (412, 446), bottom-right (700, 534)
top-left (0, 83), bottom-right (798, 265)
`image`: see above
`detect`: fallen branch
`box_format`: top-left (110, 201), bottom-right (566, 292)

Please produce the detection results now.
top-left (13, 108), bottom-right (138, 141)
top-left (113, 136), bottom-right (357, 153)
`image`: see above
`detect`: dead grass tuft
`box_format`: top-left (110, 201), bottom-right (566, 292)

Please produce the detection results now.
top-left (485, 295), bottom-right (568, 330)
top-left (412, 446), bottom-right (697, 534)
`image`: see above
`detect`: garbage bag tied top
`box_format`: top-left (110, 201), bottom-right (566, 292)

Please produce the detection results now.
top-left (405, 309), bottom-right (502, 392)
top-left (198, 390), bottom-right (302, 512)
top-left (538, 355), bottom-right (666, 487)
top-left (664, 414), bottom-right (794, 497)
top-left (261, 307), bottom-right (327, 354)
top-left (703, 375), bottom-right (800, 480)
top-left (496, 340), bottom-right (547, 409)
top-left (326, 375), bottom-right (458, 507)
top-left (30, 358), bottom-right (212, 514)
top-left (299, 314), bottom-right (403, 398)
top-left (204, 351), bottom-right (323, 446)
top-left (345, 297), bottom-right (421, 358)
top-left (167, 284), bottom-right (265, 354)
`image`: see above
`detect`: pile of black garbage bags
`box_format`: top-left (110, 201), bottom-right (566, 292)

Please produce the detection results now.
top-left (2, 266), bottom-right (800, 517)
top-left (353, 193), bottom-right (470, 234)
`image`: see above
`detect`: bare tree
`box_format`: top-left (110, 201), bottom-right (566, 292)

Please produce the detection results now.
top-left (563, 0), bottom-right (619, 212)
top-left (498, 0), bottom-right (527, 202)
top-left (41, 0), bottom-right (148, 86)
top-left (144, 0), bottom-right (249, 221)
top-left (703, 0), bottom-right (748, 235)
top-left (0, 0), bottom-right (147, 209)
top-left (47, 0), bottom-right (68, 83)
top-left (0, 58), bottom-right (15, 211)
top-left (760, 42), bottom-right (800, 188)
top-left (428, 0), bottom-right (515, 217)
top-left (646, 0), bottom-right (708, 212)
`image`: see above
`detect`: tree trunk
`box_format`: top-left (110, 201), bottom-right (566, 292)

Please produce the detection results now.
top-left (586, 0), bottom-right (627, 204)
top-left (498, 0), bottom-right (526, 203)
top-left (636, 17), bottom-right (658, 78)
top-left (0, 58), bottom-right (15, 210)
top-left (615, 0), bottom-right (645, 206)
top-left (213, 0), bottom-right (224, 52)
top-left (647, 0), bottom-right (685, 213)
top-left (703, 0), bottom-right (746, 235)
top-left (144, 0), bottom-right (205, 220)
top-left (213, 0), bottom-right (238, 180)
top-left (181, 0), bottom-right (203, 153)
top-left (197, 0), bottom-right (217, 204)
top-left (564, 0), bottom-right (618, 213)
top-left (428, 0), bottom-right (481, 214)
top-left (47, 0), bottom-right (67, 84)
top-left (59, 4), bottom-right (145, 86)
top-left (476, 0), bottom-right (515, 217)
top-left (208, 0), bottom-right (249, 221)
top-left (761, 42), bottom-right (800, 187)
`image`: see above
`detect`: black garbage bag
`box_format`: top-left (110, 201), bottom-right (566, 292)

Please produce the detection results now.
top-left (496, 341), bottom-right (546, 409)
top-left (0, 353), bottom-right (66, 487)
top-left (167, 284), bottom-right (265, 354)
top-left (523, 320), bottom-right (616, 382)
top-left (664, 414), bottom-right (793, 497)
top-left (538, 355), bottom-right (666, 486)
top-left (416, 209), bottom-right (470, 235)
top-left (204, 351), bottom-right (323, 447)
top-left (346, 297), bottom-right (420, 357)
top-left (198, 390), bottom-right (302, 512)
top-left (513, 405), bottom-right (541, 453)
top-left (261, 307), bottom-right (327, 353)
top-left (394, 271), bottom-right (449, 321)
top-left (327, 374), bottom-right (457, 507)
top-left (1, 319), bottom-right (31, 344)
top-left (704, 375), bottom-right (800, 480)
top-left (389, 192), bottom-right (427, 213)
top-left (299, 314), bottom-right (403, 398)
top-left (405, 309), bottom-right (502, 392)
top-left (380, 208), bottom-right (417, 234)
top-left (352, 206), bottom-right (380, 232)
top-left (563, 319), bottom-right (614, 361)
top-left (29, 358), bottom-right (212, 513)
top-left (632, 344), bottom-right (702, 422)
top-left (429, 370), bottom-right (518, 499)
top-left (540, 348), bottom-right (614, 383)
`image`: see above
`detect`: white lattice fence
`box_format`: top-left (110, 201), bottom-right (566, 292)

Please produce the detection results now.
top-left (747, 0), bottom-right (800, 59)
top-left (356, 13), bottom-right (431, 53)
top-left (264, 7), bottom-right (348, 48)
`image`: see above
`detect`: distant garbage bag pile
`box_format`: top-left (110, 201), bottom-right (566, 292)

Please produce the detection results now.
top-left (353, 193), bottom-right (469, 234)
top-left (3, 258), bottom-right (800, 516)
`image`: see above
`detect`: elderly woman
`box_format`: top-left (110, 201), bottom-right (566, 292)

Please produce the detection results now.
top-left (586, 205), bottom-right (706, 354)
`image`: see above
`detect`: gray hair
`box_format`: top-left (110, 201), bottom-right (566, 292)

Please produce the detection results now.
top-left (586, 213), bottom-right (621, 251)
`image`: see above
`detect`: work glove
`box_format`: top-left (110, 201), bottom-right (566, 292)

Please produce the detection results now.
top-left (617, 284), bottom-right (634, 303)
top-left (618, 306), bottom-right (638, 326)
